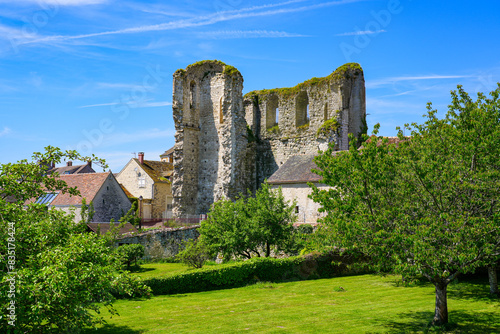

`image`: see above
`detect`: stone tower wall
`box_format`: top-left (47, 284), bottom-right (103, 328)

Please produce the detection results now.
top-left (172, 61), bottom-right (366, 217)
top-left (172, 61), bottom-right (251, 217)
top-left (244, 63), bottom-right (366, 185)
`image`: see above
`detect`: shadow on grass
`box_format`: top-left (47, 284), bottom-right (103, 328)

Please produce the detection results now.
top-left (448, 277), bottom-right (500, 303)
top-left (381, 310), bottom-right (500, 333)
top-left (81, 323), bottom-right (142, 334)
top-left (126, 265), bottom-right (155, 274)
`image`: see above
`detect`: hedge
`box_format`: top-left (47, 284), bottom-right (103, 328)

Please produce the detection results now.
top-left (142, 251), bottom-right (365, 296)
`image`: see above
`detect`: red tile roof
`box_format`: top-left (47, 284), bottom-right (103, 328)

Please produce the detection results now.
top-left (49, 173), bottom-right (111, 206)
top-left (49, 162), bottom-right (95, 175)
top-left (87, 222), bottom-right (138, 235)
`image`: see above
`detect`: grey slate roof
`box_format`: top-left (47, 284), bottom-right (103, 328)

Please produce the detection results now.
top-left (267, 154), bottom-right (322, 184)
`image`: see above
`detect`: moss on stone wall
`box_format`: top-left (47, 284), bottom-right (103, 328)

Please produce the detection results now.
top-left (317, 118), bottom-right (340, 137)
top-left (244, 62), bottom-right (363, 101)
top-left (173, 68), bottom-right (186, 76)
top-left (175, 60), bottom-right (242, 78)
top-left (223, 65), bottom-right (240, 77)
top-left (267, 125), bottom-right (280, 135)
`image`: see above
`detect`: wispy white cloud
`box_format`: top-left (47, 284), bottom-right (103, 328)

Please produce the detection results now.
top-left (199, 30), bottom-right (309, 39)
top-left (367, 75), bottom-right (475, 88)
top-left (0, 0), bottom-right (108, 5)
top-left (79, 100), bottom-right (171, 108)
top-left (19, 0), bottom-right (362, 45)
top-left (336, 29), bottom-right (386, 36)
top-left (0, 127), bottom-right (11, 137)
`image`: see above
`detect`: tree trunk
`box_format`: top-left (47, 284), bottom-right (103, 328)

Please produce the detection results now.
top-left (432, 282), bottom-right (448, 325)
top-left (488, 266), bottom-right (499, 296)
top-left (266, 242), bottom-right (271, 257)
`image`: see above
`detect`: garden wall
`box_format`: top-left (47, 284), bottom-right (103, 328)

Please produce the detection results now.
top-left (117, 226), bottom-right (200, 260)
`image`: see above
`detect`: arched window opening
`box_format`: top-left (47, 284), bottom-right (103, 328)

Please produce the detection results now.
top-left (266, 95), bottom-right (279, 129)
top-left (295, 91), bottom-right (309, 128)
top-left (189, 80), bottom-right (196, 110)
top-left (219, 97), bottom-right (224, 124)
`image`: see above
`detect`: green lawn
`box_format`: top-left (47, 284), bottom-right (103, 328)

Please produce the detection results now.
top-left (85, 274), bottom-right (500, 333)
top-left (128, 262), bottom-right (190, 280)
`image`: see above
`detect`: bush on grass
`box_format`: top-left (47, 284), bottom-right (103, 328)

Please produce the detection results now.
top-left (143, 250), bottom-right (366, 296)
top-left (116, 243), bottom-right (145, 269)
top-left (176, 239), bottom-right (211, 269)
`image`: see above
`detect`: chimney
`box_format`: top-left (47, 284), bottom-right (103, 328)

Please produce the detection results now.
top-left (87, 160), bottom-right (92, 168)
top-left (138, 152), bottom-right (144, 164)
top-left (67, 161), bottom-right (73, 167)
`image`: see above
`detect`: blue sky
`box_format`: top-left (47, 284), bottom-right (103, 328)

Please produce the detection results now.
top-left (1, 0), bottom-right (499, 172)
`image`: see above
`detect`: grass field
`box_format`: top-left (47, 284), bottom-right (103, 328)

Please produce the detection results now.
top-left (128, 262), bottom-right (190, 280)
top-left (84, 273), bottom-right (500, 333)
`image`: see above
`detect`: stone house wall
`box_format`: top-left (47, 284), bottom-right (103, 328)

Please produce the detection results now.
top-left (271, 183), bottom-right (330, 224)
top-left (117, 159), bottom-right (155, 201)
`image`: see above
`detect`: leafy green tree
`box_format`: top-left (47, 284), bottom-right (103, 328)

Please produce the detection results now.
top-left (119, 201), bottom-right (141, 227)
top-left (0, 147), bottom-right (150, 332)
top-left (200, 183), bottom-right (297, 260)
top-left (116, 243), bottom-right (145, 269)
top-left (310, 84), bottom-right (500, 326)
top-left (176, 238), bottom-right (211, 268)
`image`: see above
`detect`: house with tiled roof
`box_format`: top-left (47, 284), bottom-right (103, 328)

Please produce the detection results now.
top-left (267, 154), bottom-right (331, 225)
top-left (116, 152), bottom-right (173, 220)
top-left (160, 147), bottom-right (174, 163)
top-left (49, 161), bottom-right (95, 175)
top-left (29, 172), bottom-right (132, 223)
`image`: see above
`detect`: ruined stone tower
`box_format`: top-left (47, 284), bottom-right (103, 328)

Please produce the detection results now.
top-left (172, 61), bottom-right (251, 218)
top-left (172, 60), bottom-right (366, 218)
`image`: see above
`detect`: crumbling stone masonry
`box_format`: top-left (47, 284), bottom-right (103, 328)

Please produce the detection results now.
top-left (172, 61), bottom-right (366, 217)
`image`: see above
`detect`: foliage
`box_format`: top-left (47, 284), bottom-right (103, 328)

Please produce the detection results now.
top-left (0, 147), bottom-right (150, 332)
top-left (119, 201), bottom-right (141, 227)
top-left (116, 244), bottom-right (145, 269)
top-left (317, 117), bottom-right (339, 137)
top-left (143, 251), bottom-right (356, 296)
top-left (246, 124), bottom-right (257, 143)
top-left (296, 122), bottom-right (310, 132)
top-left (80, 197), bottom-right (95, 224)
top-left (176, 239), bottom-right (211, 269)
top-left (310, 84), bottom-right (500, 325)
top-left (266, 124), bottom-right (280, 135)
top-left (199, 182), bottom-right (296, 260)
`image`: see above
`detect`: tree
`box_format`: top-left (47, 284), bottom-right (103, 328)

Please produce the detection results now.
top-left (176, 239), bottom-right (211, 269)
top-left (116, 244), bottom-right (145, 269)
top-left (200, 182), bottom-right (297, 260)
top-left (310, 84), bottom-right (500, 326)
top-left (0, 147), bottom-right (150, 332)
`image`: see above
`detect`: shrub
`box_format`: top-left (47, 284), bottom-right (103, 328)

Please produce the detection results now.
top-left (143, 251), bottom-right (366, 296)
top-left (176, 239), bottom-right (211, 269)
top-left (116, 244), bottom-right (145, 269)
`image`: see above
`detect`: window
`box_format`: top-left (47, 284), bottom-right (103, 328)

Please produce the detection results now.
top-left (138, 177), bottom-right (146, 188)
top-left (295, 206), bottom-right (299, 214)
top-left (266, 95), bottom-right (279, 129)
top-left (219, 97), bottom-right (224, 124)
top-left (295, 91), bottom-right (309, 127)
top-left (35, 192), bottom-right (58, 205)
